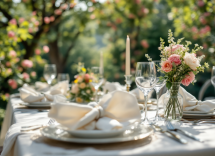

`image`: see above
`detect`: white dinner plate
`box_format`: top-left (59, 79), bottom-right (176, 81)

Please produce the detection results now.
top-left (21, 102), bottom-right (51, 108)
top-left (40, 125), bottom-right (153, 144)
top-left (183, 111), bottom-right (215, 118)
top-left (57, 125), bottom-right (125, 138)
top-left (183, 111), bottom-right (211, 114)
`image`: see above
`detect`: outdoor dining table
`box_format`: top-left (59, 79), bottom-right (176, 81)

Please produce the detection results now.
top-left (1, 94), bottom-right (215, 156)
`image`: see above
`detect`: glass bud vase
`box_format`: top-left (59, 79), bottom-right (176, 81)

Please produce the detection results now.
top-left (163, 82), bottom-right (183, 121)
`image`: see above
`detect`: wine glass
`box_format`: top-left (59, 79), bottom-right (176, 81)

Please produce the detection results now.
top-left (152, 61), bottom-right (166, 122)
top-left (135, 62), bottom-right (157, 125)
top-left (91, 67), bottom-right (104, 102)
top-left (43, 64), bottom-right (57, 85)
top-left (211, 66), bottom-right (215, 92)
top-left (57, 73), bottom-right (70, 82)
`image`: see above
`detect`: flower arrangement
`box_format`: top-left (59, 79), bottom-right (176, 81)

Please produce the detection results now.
top-left (146, 29), bottom-right (209, 120)
top-left (70, 67), bottom-right (95, 103)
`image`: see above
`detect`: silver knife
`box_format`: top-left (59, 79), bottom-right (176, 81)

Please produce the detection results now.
top-left (175, 128), bottom-right (203, 142)
top-left (153, 125), bottom-right (188, 144)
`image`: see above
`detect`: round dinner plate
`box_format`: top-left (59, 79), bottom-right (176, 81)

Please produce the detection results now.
top-left (40, 125), bottom-right (153, 144)
top-left (57, 125), bottom-right (125, 138)
top-left (21, 102), bottom-right (51, 107)
top-left (183, 111), bottom-right (215, 117)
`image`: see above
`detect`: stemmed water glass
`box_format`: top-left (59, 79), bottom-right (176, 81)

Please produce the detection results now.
top-left (91, 67), bottom-right (104, 102)
top-left (57, 73), bottom-right (70, 82)
top-left (135, 62), bottom-right (157, 125)
top-left (153, 61), bottom-right (166, 121)
top-left (211, 66), bottom-right (215, 92)
top-left (43, 64), bottom-right (57, 85)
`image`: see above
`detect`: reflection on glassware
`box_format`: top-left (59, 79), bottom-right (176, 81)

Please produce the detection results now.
top-left (211, 66), bottom-right (215, 94)
top-left (135, 62), bottom-right (157, 125)
top-left (57, 73), bottom-right (70, 82)
top-left (44, 64), bottom-right (57, 85)
top-left (152, 61), bottom-right (166, 122)
top-left (91, 67), bottom-right (103, 102)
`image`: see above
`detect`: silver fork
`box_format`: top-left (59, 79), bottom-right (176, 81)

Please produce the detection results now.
top-left (165, 120), bottom-right (203, 142)
top-left (21, 119), bottom-right (56, 132)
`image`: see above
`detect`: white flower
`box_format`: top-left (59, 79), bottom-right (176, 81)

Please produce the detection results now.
top-left (71, 84), bottom-right (79, 93)
top-left (183, 52), bottom-right (200, 70)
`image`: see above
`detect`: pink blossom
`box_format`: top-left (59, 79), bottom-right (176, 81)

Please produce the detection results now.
top-left (31, 71), bottom-right (36, 77)
top-left (55, 9), bottom-right (62, 15)
top-left (204, 12), bottom-right (210, 17)
top-left (191, 26), bottom-right (198, 33)
top-left (128, 13), bottom-right (135, 19)
top-left (90, 14), bottom-right (96, 19)
top-left (34, 21), bottom-right (40, 26)
top-left (23, 72), bottom-right (30, 80)
top-left (182, 72), bottom-right (195, 86)
top-left (35, 49), bottom-right (41, 55)
top-left (140, 40), bottom-right (149, 48)
top-left (161, 60), bottom-right (172, 73)
top-left (200, 16), bottom-right (207, 24)
top-left (6, 62), bottom-right (11, 67)
top-left (28, 28), bottom-right (33, 33)
top-left (164, 44), bottom-right (185, 55)
top-left (8, 79), bottom-right (18, 89)
top-left (168, 54), bottom-right (181, 65)
top-left (32, 11), bottom-right (37, 16)
top-left (43, 46), bottom-right (49, 53)
top-left (8, 31), bottom-right (15, 38)
top-left (61, 4), bottom-right (68, 10)
top-left (135, 0), bottom-right (141, 4)
top-left (31, 17), bottom-right (36, 22)
top-left (19, 17), bottom-right (25, 24)
top-left (6, 68), bottom-right (12, 75)
top-left (50, 16), bottom-right (55, 22)
top-left (21, 60), bottom-right (33, 68)
top-left (9, 19), bottom-right (17, 25)
top-left (5, 93), bottom-right (10, 98)
top-left (9, 50), bottom-right (17, 57)
top-left (197, 0), bottom-right (204, 7)
top-left (44, 17), bottom-right (50, 24)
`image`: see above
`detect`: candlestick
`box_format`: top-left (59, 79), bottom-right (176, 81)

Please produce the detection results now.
top-left (100, 51), bottom-right (103, 75)
top-left (124, 75), bottom-right (132, 92)
top-left (125, 35), bottom-right (130, 75)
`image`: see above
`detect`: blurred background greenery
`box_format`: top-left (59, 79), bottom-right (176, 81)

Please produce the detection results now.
top-left (0, 0), bottom-right (215, 125)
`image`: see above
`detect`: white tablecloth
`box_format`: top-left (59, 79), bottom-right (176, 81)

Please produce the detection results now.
top-left (1, 94), bottom-right (215, 156)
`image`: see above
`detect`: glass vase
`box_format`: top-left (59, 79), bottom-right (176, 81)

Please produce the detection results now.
top-left (163, 82), bottom-right (183, 121)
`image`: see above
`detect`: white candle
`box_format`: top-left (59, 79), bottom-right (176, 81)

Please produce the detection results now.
top-left (100, 51), bottom-right (103, 75)
top-left (126, 35), bottom-right (130, 75)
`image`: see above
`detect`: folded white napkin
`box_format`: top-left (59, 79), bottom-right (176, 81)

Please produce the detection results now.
top-left (159, 86), bottom-right (215, 113)
top-left (35, 81), bottom-right (50, 92)
top-left (48, 91), bottom-right (141, 130)
top-left (103, 82), bottom-right (126, 93)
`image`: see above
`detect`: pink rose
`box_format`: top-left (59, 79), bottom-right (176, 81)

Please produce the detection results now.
top-left (140, 40), bottom-right (149, 49)
top-left (8, 79), bottom-right (18, 89)
top-left (6, 62), bottom-right (11, 67)
top-left (168, 54), bottom-right (181, 65)
top-left (55, 9), bottom-right (62, 15)
top-left (161, 60), bottom-right (172, 73)
top-left (32, 11), bottom-right (37, 16)
top-left (191, 26), bottom-right (198, 33)
top-left (19, 17), bottom-right (25, 24)
top-left (9, 50), bottom-right (17, 57)
top-left (90, 14), bottom-right (96, 19)
top-left (50, 16), bottom-right (55, 22)
top-left (31, 71), bottom-right (36, 77)
top-left (44, 17), bottom-right (50, 24)
top-left (197, 0), bottom-right (204, 7)
top-left (5, 93), bottom-right (10, 98)
top-left (28, 28), bottom-right (33, 33)
top-left (135, 0), bottom-right (141, 4)
top-left (35, 49), bottom-right (41, 55)
top-left (9, 19), bottom-right (17, 25)
top-left (23, 72), bottom-right (30, 80)
top-left (165, 44), bottom-right (185, 55)
top-left (21, 60), bottom-right (33, 68)
top-left (43, 46), bottom-right (49, 53)
top-left (6, 68), bottom-right (12, 75)
top-left (8, 31), bottom-right (15, 38)
top-left (34, 21), bottom-right (40, 26)
top-left (182, 72), bottom-right (195, 86)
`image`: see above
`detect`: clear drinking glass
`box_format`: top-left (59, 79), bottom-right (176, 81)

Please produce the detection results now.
top-left (153, 61), bottom-right (166, 122)
top-left (135, 62), bottom-right (157, 125)
top-left (91, 67), bottom-right (104, 102)
top-left (211, 66), bottom-right (215, 92)
top-left (57, 73), bottom-right (70, 82)
top-left (43, 64), bottom-right (57, 85)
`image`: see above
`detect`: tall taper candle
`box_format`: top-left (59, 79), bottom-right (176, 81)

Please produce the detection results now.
top-left (100, 51), bottom-right (103, 75)
top-left (126, 35), bottom-right (130, 75)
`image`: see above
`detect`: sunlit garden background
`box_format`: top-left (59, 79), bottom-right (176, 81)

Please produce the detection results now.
top-left (0, 0), bottom-right (214, 126)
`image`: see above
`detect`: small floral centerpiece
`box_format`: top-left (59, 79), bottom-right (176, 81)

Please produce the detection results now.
top-left (146, 29), bottom-right (209, 120)
top-left (70, 67), bottom-right (95, 103)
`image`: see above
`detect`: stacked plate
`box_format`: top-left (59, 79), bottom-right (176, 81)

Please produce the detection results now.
top-left (183, 110), bottom-right (215, 118)
top-left (21, 102), bottom-right (51, 108)
top-left (40, 125), bottom-right (153, 144)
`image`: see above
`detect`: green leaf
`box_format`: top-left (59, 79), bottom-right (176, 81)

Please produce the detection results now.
top-left (166, 81), bottom-right (172, 90)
